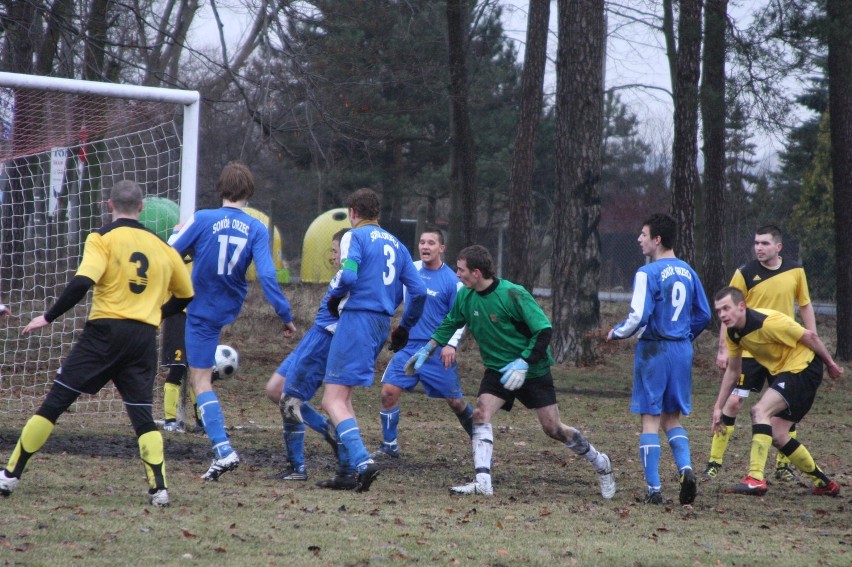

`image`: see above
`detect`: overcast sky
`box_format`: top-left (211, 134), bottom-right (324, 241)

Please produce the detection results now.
top-left (194, 1), bottom-right (813, 172)
top-left (499, 1), bottom-right (813, 171)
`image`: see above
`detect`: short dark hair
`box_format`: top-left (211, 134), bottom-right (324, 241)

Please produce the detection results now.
top-left (421, 224), bottom-right (445, 245)
top-left (110, 180), bottom-right (144, 214)
top-left (643, 213), bottom-right (676, 250)
top-left (216, 161), bottom-right (255, 202)
top-left (457, 245), bottom-right (495, 279)
top-left (347, 188), bottom-right (381, 221)
top-left (332, 228), bottom-right (349, 243)
top-left (714, 286), bottom-right (746, 305)
top-left (755, 224), bottom-right (783, 243)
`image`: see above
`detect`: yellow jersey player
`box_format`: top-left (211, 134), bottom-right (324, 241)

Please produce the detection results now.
top-left (704, 225), bottom-right (815, 483)
top-left (0, 180), bottom-right (193, 507)
top-left (713, 287), bottom-right (843, 497)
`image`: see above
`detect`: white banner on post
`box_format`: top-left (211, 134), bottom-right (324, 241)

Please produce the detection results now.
top-left (49, 147), bottom-right (67, 218)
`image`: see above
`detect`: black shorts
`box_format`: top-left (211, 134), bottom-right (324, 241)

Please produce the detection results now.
top-left (478, 368), bottom-right (558, 411)
top-left (768, 357), bottom-right (823, 423)
top-left (54, 319), bottom-right (158, 405)
top-left (160, 312), bottom-right (187, 367)
top-left (735, 357), bottom-right (773, 394)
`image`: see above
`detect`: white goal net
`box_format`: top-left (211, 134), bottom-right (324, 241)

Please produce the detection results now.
top-left (0, 73), bottom-right (198, 419)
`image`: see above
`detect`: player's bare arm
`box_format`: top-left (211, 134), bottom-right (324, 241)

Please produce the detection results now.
top-left (798, 329), bottom-right (844, 379)
top-left (799, 302), bottom-right (817, 333)
top-left (22, 315), bottom-right (49, 334)
top-left (715, 323), bottom-right (729, 370)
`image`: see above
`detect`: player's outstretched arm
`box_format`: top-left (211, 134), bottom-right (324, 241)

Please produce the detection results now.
top-left (799, 330), bottom-right (844, 379)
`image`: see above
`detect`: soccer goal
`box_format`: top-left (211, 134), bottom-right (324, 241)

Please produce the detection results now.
top-left (0, 72), bottom-right (198, 419)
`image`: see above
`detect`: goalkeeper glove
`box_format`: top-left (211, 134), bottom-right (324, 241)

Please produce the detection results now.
top-left (499, 358), bottom-right (529, 391)
top-left (404, 342), bottom-right (437, 376)
top-left (388, 326), bottom-right (409, 352)
top-left (327, 295), bottom-right (342, 318)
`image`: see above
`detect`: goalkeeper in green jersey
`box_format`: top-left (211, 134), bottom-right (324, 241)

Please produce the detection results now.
top-left (406, 245), bottom-right (616, 498)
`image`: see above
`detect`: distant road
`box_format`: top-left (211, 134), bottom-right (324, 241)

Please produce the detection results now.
top-left (533, 289), bottom-right (837, 316)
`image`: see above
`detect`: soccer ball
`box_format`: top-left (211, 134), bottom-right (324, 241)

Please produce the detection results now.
top-left (213, 345), bottom-right (239, 381)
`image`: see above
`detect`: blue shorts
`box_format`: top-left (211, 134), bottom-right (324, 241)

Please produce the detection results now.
top-left (381, 339), bottom-right (464, 399)
top-left (630, 339), bottom-right (693, 416)
top-left (325, 310), bottom-right (390, 387)
top-left (184, 314), bottom-right (222, 369)
top-left (278, 325), bottom-right (333, 400)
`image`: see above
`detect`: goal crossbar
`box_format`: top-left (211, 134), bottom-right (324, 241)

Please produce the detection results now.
top-left (0, 72), bottom-right (199, 218)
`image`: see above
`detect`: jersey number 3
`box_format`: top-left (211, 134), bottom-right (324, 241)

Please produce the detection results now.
top-left (383, 244), bottom-right (396, 285)
top-left (129, 252), bottom-right (149, 294)
top-left (217, 235), bottom-right (248, 275)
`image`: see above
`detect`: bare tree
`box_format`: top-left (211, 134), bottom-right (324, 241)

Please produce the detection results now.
top-left (446, 0), bottom-right (478, 262)
top-left (507, 0), bottom-right (550, 291)
top-left (551, 0), bottom-right (606, 365)
top-left (663, 0), bottom-right (703, 264)
top-left (828, 0), bottom-right (852, 360)
top-left (700, 0), bottom-right (727, 305)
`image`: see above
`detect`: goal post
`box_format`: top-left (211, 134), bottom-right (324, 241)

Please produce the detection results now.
top-left (0, 72), bottom-right (199, 419)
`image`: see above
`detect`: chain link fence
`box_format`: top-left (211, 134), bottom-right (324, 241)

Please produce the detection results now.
top-left (269, 206), bottom-right (835, 308)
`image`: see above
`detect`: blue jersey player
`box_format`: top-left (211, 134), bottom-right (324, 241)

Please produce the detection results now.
top-left (264, 228), bottom-right (349, 482)
top-left (319, 189), bottom-right (426, 492)
top-left (170, 162), bottom-right (297, 481)
top-left (607, 213), bottom-right (711, 506)
top-left (370, 227), bottom-right (473, 461)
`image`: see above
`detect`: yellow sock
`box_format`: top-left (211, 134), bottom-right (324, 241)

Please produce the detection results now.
top-left (163, 382), bottom-right (180, 421)
top-left (785, 444), bottom-right (829, 486)
top-left (775, 428), bottom-right (797, 468)
top-left (138, 431), bottom-right (167, 490)
top-left (7, 415), bottom-right (55, 477)
top-left (748, 427), bottom-right (773, 481)
top-left (709, 421), bottom-right (735, 464)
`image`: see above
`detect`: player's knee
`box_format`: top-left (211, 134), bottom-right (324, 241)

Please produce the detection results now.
top-left (725, 395), bottom-right (744, 414)
top-left (471, 407), bottom-right (486, 422)
top-left (265, 383), bottom-right (282, 404)
top-left (36, 383), bottom-right (80, 423)
top-left (541, 423), bottom-right (563, 440)
top-left (750, 404), bottom-right (770, 424)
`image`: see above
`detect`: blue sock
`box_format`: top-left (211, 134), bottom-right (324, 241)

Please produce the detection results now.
top-left (456, 404), bottom-right (474, 438)
top-left (284, 422), bottom-right (306, 469)
top-left (380, 406), bottom-right (400, 444)
top-left (197, 391), bottom-right (233, 458)
top-left (300, 402), bottom-right (329, 436)
top-left (639, 433), bottom-right (661, 492)
top-left (337, 418), bottom-right (370, 472)
top-left (666, 426), bottom-right (692, 473)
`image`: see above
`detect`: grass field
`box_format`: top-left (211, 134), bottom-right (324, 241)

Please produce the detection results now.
top-left (1, 284), bottom-right (849, 566)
